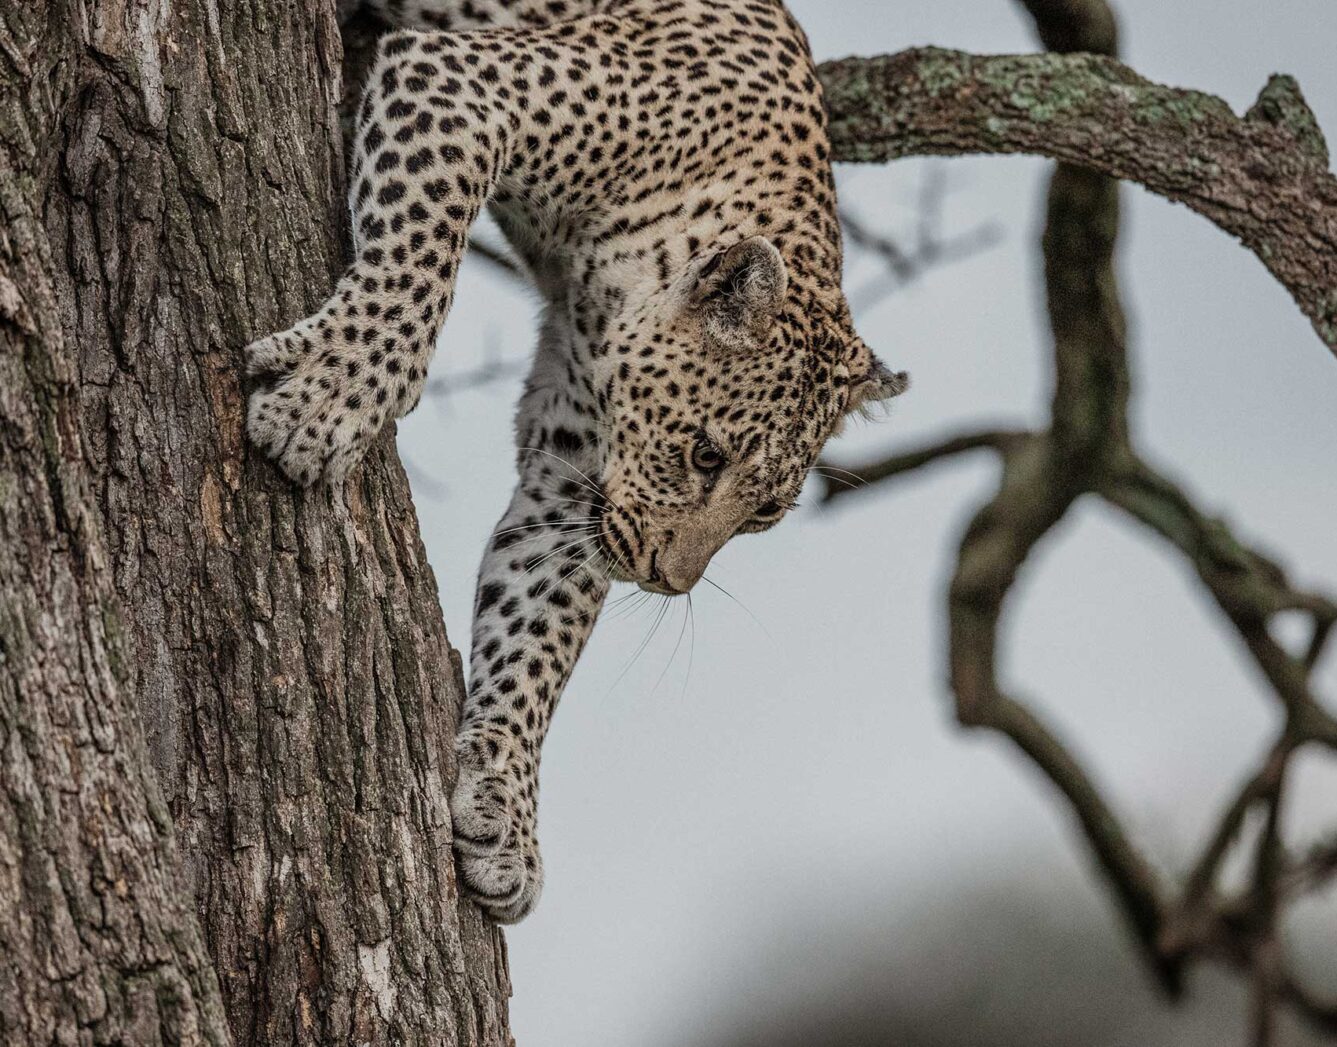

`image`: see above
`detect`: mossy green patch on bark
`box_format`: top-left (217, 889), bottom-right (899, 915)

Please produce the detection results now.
top-left (1247, 74), bottom-right (1330, 167)
top-left (1130, 89), bottom-right (1232, 130)
top-left (912, 47), bottom-right (968, 97)
top-left (976, 53), bottom-right (1096, 123)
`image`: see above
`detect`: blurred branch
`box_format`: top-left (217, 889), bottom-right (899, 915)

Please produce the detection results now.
top-left (1286, 833), bottom-right (1337, 897)
top-left (821, 1), bottom-right (1337, 1039)
top-left (1281, 978), bottom-right (1337, 1037)
top-left (424, 357), bottom-right (530, 399)
top-left (840, 164), bottom-right (1003, 311)
top-left (423, 334), bottom-right (531, 407)
top-left (467, 236), bottom-right (525, 279)
top-left (1179, 744), bottom-right (1285, 911)
top-left (821, 429), bottom-right (1028, 502)
top-left (1104, 460), bottom-right (1337, 733)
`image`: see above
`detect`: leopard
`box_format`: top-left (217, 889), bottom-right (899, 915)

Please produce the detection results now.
top-left (244, 0), bottom-right (907, 922)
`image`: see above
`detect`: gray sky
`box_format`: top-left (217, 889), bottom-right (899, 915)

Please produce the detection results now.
top-left (397, 1), bottom-right (1337, 1042)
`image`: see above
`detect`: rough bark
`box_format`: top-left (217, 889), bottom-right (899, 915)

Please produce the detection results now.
top-left (1, 12), bottom-right (229, 1046)
top-left (819, 48), bottom-right (1337, 353)
top-left (1, 95), bottom-right (231, 1047)
top-left (2, 2), bottom-right (511, 1045)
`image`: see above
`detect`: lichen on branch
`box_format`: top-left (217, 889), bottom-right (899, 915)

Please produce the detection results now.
top-left (818, 47), bottom-right (1337, 353)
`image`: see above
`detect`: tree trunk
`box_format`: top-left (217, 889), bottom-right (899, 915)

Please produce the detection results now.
top-left (1, 3), bottom-right (512, 1045)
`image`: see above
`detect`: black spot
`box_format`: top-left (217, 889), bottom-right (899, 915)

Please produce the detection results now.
top-left (550, 427), bottom-right (584, 455)
top-left (477, 582), bottom-right (505, 613)
top-left (547, 589), bottom-right (573, 610)
top-left (377, 182), bottom-right (407, 206)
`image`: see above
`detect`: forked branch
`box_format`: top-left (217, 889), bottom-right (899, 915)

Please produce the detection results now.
top-left (818, 3), bottom-right (1337, 1040)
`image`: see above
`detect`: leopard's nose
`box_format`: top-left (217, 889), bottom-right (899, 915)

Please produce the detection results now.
top-left (652, 547), bottom-right (710, 595)
top-left (642, 550), bottom-right (685, 595)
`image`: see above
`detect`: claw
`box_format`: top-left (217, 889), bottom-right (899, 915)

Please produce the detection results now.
top-left (481, 886), bottom-right (542, 925)
top-left (242, 325), bottom-right (390, 488)
top-left (453, 827), bottom-right (508, 857)
top-left (458, 851), bottom-right (529, 907)
top-left (243, 332), bottom-right (302, 378)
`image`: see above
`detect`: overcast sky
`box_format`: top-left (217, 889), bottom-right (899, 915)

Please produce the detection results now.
top-left (397, 2), bottom-right (1337, 1042)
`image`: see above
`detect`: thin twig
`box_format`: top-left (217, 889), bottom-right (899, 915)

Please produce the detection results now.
top-left (467, 236), bottom-right (525, 279)
top-left (818, 429), bottom-right (1027, 504)
top-left (840, 179), bottom-right (1004, 312)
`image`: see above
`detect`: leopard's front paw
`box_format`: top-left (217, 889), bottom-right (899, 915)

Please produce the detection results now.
top-left (450, 758), bottom-right (544, 923)
top-left (244, 326), bottom-right (398, 486)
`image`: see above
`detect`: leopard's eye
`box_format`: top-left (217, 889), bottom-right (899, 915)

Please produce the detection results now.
top-left (691, 438), bottom-right (725, 473)
top-left (753, 500), bottom-right (784, 521)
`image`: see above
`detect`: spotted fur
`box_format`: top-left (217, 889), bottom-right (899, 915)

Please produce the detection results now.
top-left (245, 0), bottom-right (906, 922)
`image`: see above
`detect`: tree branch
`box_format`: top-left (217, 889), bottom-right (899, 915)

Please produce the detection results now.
top-left (1102, 457), bottom-right (1337, 733)
top-left (819, 49), bottom-right (1337, 354)
top-left (818, 428), bottom-right (1028, 504)
top-left (838, 163), bottom-right (1005, 311)
top-left (819, 5), bottom-right (1337, 1037)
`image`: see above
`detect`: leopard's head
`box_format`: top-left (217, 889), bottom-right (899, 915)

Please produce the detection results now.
top-left (596, 236), bottom-right (907, 594)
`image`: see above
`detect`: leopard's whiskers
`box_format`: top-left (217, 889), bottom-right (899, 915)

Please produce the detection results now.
top-left (701, 572), bottom-right (772, 641)
top-left (519, 534), bottom-right (597, 579)
top-left (649, 593), bottom-right (693, 699)
top-left (530, 477), bottom-right (606, 514)
top-left (607, 594), bottom-right (672, 699)
top-left (489, 516), bottom-right (600, 540)
top-left (603, 590), bottom-right (654, 623)
top-left (809, 464), bottom-right (865, 490)
top-left (680, 593), bottom-right (696, 702)
top-left (517, 447), bottom-right (605, 499)
top-left (503, 523), bottom-right (600, 552)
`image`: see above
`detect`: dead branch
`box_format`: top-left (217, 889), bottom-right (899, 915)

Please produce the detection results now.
top-left (821, 429), bottom-right (1029, 501)
top-left (819, 1), bottom-right (1337, 1039)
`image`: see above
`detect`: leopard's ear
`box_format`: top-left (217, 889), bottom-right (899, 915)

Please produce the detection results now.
top-left (689, 236), bottom-right (788, 344)
top-left (845, 336), bottom-right (909, 417)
